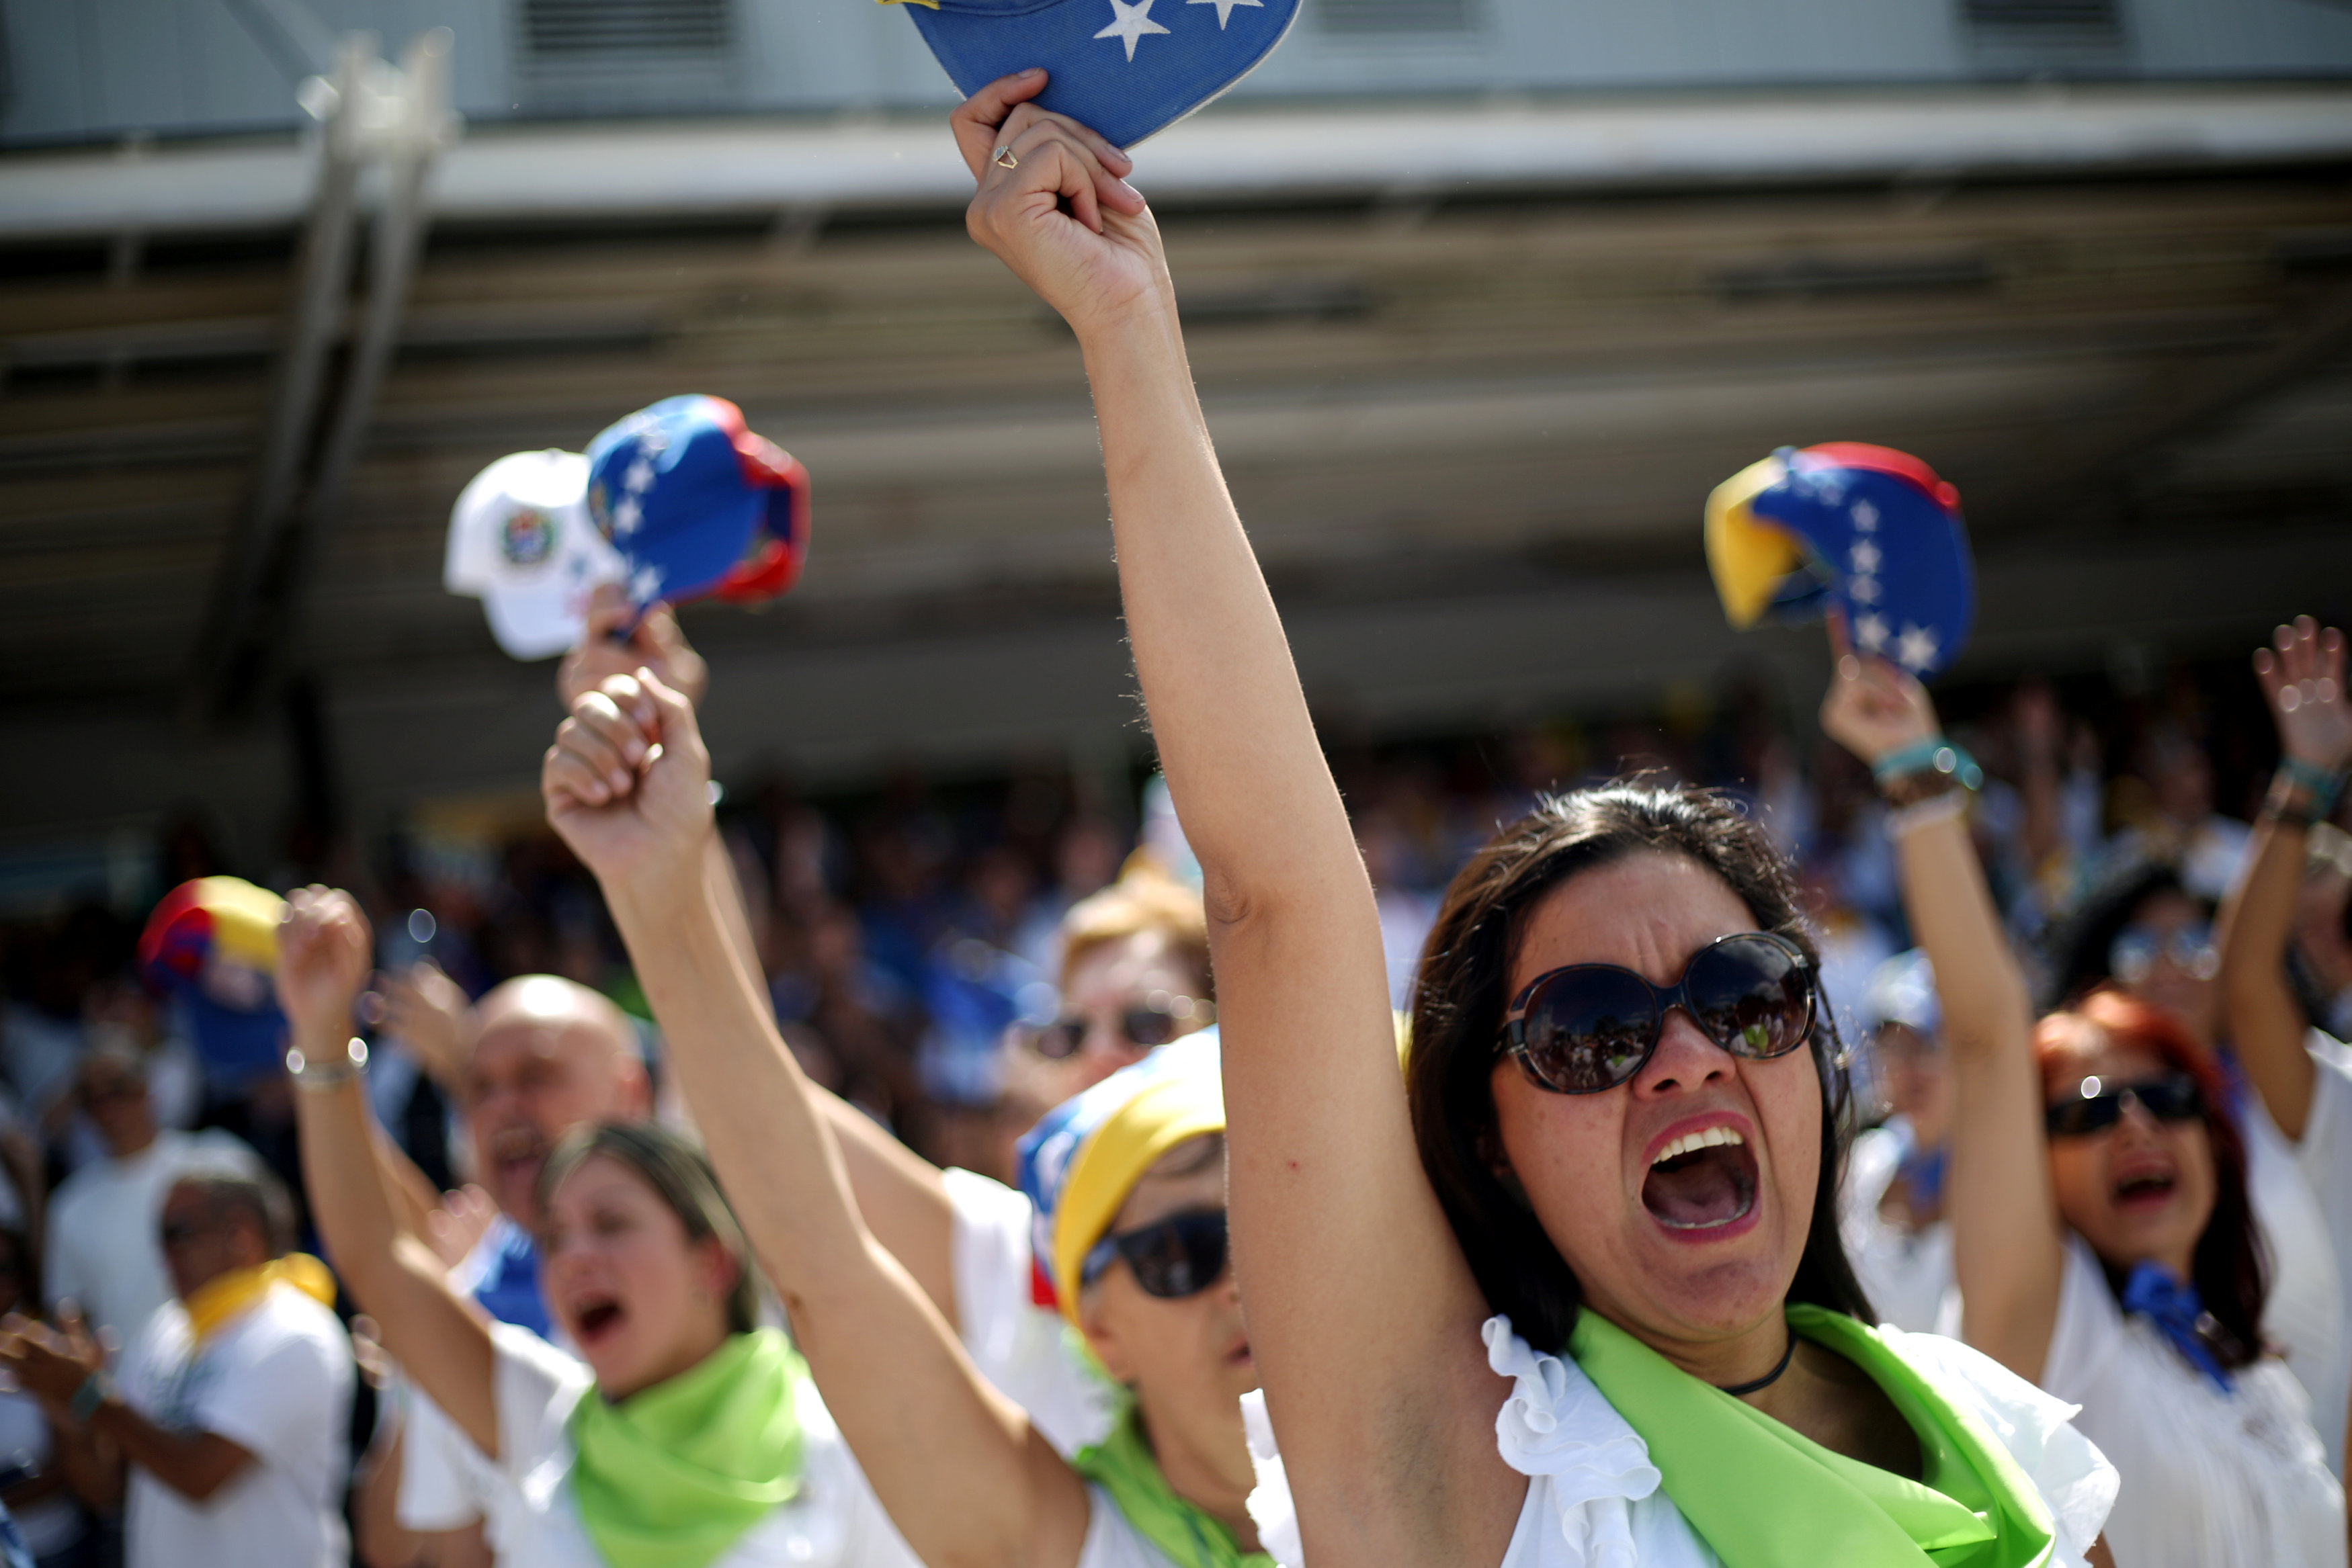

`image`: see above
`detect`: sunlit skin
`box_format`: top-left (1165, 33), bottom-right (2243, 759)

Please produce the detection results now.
top-left (1488, 852), bottom-right (1820, 1383)
top-left (463, 977), bottom-right (650, 1226)
top-left (538, 1153), bottom-right (734, 1402)
top-left (1035, 932), bottom-right (1211, 1104)
top-left (2113, 889), bottom-right (2222, 1048)
top-left (2040, 1025), bottom-right (2215, 1281)
top-left (1078, 1137), bottom-right (1260, 1543)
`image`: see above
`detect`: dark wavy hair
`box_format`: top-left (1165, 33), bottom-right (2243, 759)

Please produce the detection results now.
top-left (2035, 989), bottom-right (2267, 1370)
top-left (2046, 860), bottom-right (2209, 1012)
top-left (537, 1122), bottom-right (763, 1336)
top-left (1405, 783), bottom-right (1873, 1354)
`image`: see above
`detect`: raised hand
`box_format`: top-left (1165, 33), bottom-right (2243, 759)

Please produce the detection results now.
top-left (1820, 611), bottom-right (1941, 767)
top-left (277, 887), bottom-right (374, 1046)
top-left (0, 1305), bottom-right (102, 1412)
top-left (542, 668), bottom-right (712, 896)
top-left (378, 961), bottom-right (472, 1089)
top-left (558, 583), bottom-right (709, 714)
top-left (954, 72), bottom-right (1163, 336)
top-left (2253, 615), bottom-right (2351, 773)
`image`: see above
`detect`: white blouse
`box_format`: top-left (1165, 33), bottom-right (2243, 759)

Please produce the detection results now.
top-left (2038, 1238), bottom-right (2345, 1568)
top-left (1243, 1315), bottom-right (2116, 1568)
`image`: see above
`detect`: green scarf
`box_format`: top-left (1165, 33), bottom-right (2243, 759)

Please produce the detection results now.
top-left (1570, 1306), bottom-right (2056, 1568)
top-left (569, 1328), bottom-right (806, 1568)
top-left (1074, 1406), bottom-right (1275, 1568)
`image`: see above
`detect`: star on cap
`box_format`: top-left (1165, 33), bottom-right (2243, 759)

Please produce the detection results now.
top-left (1855, 613), bottom-right (1890, 653)
top-left (1095, 0), bottom-right (1171, 60)
top-left (1849, 539), bottom-right (1882, 575)
top-left (1851, 500), bottom-right (1880, 533)
top-left (1187, 0), bottom-right (1263, 25)
top-left (1849, 574), bottom-right (1882, 605)
top-left (612, 496), bottom-right (643, 537)
top-left (1894, 622), bottom-right (1941, 673)
top-left (630, 564), bottom-right (665, 603)
top-left (624, 455), bottom-right (657, 494)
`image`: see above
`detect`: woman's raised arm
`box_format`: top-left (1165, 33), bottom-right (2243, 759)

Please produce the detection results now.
top-left (1820, 642), bottom-right (2066, 1381)
top-left (543, 669), bottom-right (1088, 1568)
top-left (956, 74), bottom-right (1508, 1556)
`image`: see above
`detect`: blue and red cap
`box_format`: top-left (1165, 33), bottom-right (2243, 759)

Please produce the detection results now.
top-left (1705, 443), bottom-right (1975, 679)
top-left (881, 0), bottom-right (1301, 151)
top-left (138, 877), bottom-right (290, 1086)
top-left (585, 396), bottom-right (810, 614)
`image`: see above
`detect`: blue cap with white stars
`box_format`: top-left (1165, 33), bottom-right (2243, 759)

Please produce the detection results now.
top-left (881, 0), bottom-right (1300, 150)
top-left (1704, 442), bottom-right (1975, 679)
top-left (584, 395), bottom-right (810, 615)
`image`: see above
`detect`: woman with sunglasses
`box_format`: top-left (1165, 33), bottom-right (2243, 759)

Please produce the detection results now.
top-left (943, 70), bottom-right (2111, 1568)
top-left (1822, 646), bottom-right (2343, 1566)
top-left (542, 665), bottom-right (1269, 1567)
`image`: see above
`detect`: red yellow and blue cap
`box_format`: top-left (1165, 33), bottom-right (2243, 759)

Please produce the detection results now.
top-left (585, 396), bottom-right (810, 615)
top-left (1706, 443), bottom-right (1975, 679)
top-left (138, 877), bottom-right (290, 1084)
top-left (880, 0), bottom-right (1301, 151)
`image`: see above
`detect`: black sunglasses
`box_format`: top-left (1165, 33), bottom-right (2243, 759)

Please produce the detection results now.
top-left (1080, 1209), bottom-right (1228, 1300)
top-left (1027, 994), bottom-right (1213, 1061)
top-left (1499, 931), bottom-right (1817, 1095)
top-left (2044, 1072), bottom-right (2203, 1139)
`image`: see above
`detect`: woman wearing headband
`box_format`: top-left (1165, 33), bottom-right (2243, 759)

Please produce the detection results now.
top-left (1822, 644), bottom-right (2343, 1567)
top-left (542, 669), bottom-right (1269, 1567)
top-left (271, 889), bottom-right (919, 1568)
top-left (946, 69), bottom-right (2115, 1568)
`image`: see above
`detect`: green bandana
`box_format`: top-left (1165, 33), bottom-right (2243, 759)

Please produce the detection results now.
top-left (1074, 1406), bottom-right (1275, 1568)
top-left (1570, 1306), bottom-right (2056, 1568)
top-left (569, 1328), bottom-right (806, 1568)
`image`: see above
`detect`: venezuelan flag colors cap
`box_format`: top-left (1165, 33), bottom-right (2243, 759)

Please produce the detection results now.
top-left (1705, 442), bottom-right (1975, 679)
top-left (585, 395), bottom-right (811, 615)
top-left (444, 449), bottom-right (625, 661)
top-left (138, 878), bottom-right (291, 1084)
top-left (1016, 1029), bottom-right (1226, 1330)
top-left (882, 0), bottom-right (1300, 151)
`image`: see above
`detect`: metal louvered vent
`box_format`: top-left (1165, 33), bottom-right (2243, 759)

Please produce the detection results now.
top-left (1964, 0), bottom-right (2123, 45)
top-left (515, 0), bottom-right (735, 110)
top-left (1318, 0), bottom-right (1476, 34)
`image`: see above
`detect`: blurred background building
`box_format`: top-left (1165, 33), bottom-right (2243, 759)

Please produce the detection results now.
top-left (1, 1), bottom-right (2349, 1094)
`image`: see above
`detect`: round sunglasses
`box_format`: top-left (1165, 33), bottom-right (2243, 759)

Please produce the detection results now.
top-left (1025, 992), bottom-right (1213, 1061)
top-left (1080, 1209), bottom-right (1228, 1300)
top-left (1498, 931), bottom-right (1818, 1094)
top-left (2044, 1072), bottom-right (2203, 1139)
top-left (2108, 925), bottom-right (2218, 986)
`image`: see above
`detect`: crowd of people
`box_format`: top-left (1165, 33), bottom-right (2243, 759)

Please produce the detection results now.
top-left (0, 73), bottom-right (2347, 1568)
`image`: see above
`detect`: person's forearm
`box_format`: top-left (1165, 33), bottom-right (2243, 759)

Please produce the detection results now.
top-left (85, 1397), bottom-right (249, 1504)
top-left (289, 1056), bottom-right (415, 1311)
top-left (1078, 304), bottom-right (1366, 918)
top-left (2218, 813), bottom-right (2318, 1138)
top-left (1893, 814), bottom-right (2032, 1059)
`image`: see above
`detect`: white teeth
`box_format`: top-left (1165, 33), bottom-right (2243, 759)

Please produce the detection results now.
top-left (1654, 1127), bottom-right (1745, 1166)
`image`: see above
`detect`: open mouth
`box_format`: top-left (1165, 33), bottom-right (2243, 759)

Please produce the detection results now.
top-left (571, 1294), bottom-right (627, 1343)
top-left (489, 1124), bottom-right (549, 1183)
top-left (1642, 1127), bottom-right (1759, 1231)
top-left (2113, 1170), bottom-right (2178, 1211)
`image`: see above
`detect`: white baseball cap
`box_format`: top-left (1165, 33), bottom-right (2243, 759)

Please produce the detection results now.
top-left (445, 449), bottom-right (624, 660)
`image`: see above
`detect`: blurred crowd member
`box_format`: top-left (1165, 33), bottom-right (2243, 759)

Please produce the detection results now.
top-left (1011, 814), bottom-right (1126, 977)
top-left (2297, 822), bottom-right (2352, 1040)
top-left (3, 1158), bottom-right (354, 1568)
top-left (1009, 867), bottom-right (1212, 1114)
top-left (2114, 724), bottom-right (2253, 905)
top-left (276, 888), bottom-right (918, 1568)
top-left (541, 662), bottom-right (1267, 1568)
top-left (0, 1227), bottom-right (103, 1567)
top-left (44, 1047), bottom-right (253, 1359)
top-left (1837, 950), bottom-right (1954, 1334)
top-left (1836, 651), bottom-right (2343, 1566)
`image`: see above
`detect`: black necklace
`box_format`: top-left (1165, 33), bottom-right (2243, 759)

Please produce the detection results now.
top-left (1716, 1332), bottom-right (1799, 1398)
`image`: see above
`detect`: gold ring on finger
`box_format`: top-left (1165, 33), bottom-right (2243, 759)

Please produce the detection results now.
top-left (993, 144), bottom-right (1018, 169)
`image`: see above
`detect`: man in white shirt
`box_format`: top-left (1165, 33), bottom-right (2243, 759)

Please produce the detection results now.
top-left (2, 1158), bottom-right (353, 1568)
top-left (43, 1047), bottom-right (253, 1354)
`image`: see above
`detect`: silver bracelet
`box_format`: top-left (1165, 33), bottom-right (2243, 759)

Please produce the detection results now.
top-left (286, 1037), bottom-right (370, 1090)
top-left (1886, 791), bottom-right (1969, 840)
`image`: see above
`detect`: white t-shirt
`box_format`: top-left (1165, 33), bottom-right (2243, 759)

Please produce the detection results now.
top-left (45, 1129), bottom-right (255, 1352)
top-left (2235, 1086), bottom-right (2351, 1476)
top-left (944, 1167), bottom-right (1120, 1458)
top-left (2289, 1031), bottom-right (2352, 1469)
top-left (0, 1388), bottom-right (84, 1556)
top-left (471, 1321), bottom-right (923, 1568)
top-left (1837, 1125), bottom-right (1952, 1336)
top-left (117, 1282), bottom-right (355, 1568)
top-left (1243, 1313), bottom-right (2117, 1568)
top-left (2040, 1236), bottom-right (2344, 1568)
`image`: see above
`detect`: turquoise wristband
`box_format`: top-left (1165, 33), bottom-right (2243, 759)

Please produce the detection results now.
top-left (2279, 758), bottom-right (2346, 813)
top-left (68, 1372), bottom-right (110, 1423)
top-left (1872, 738), bottom-right (1984, 792)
